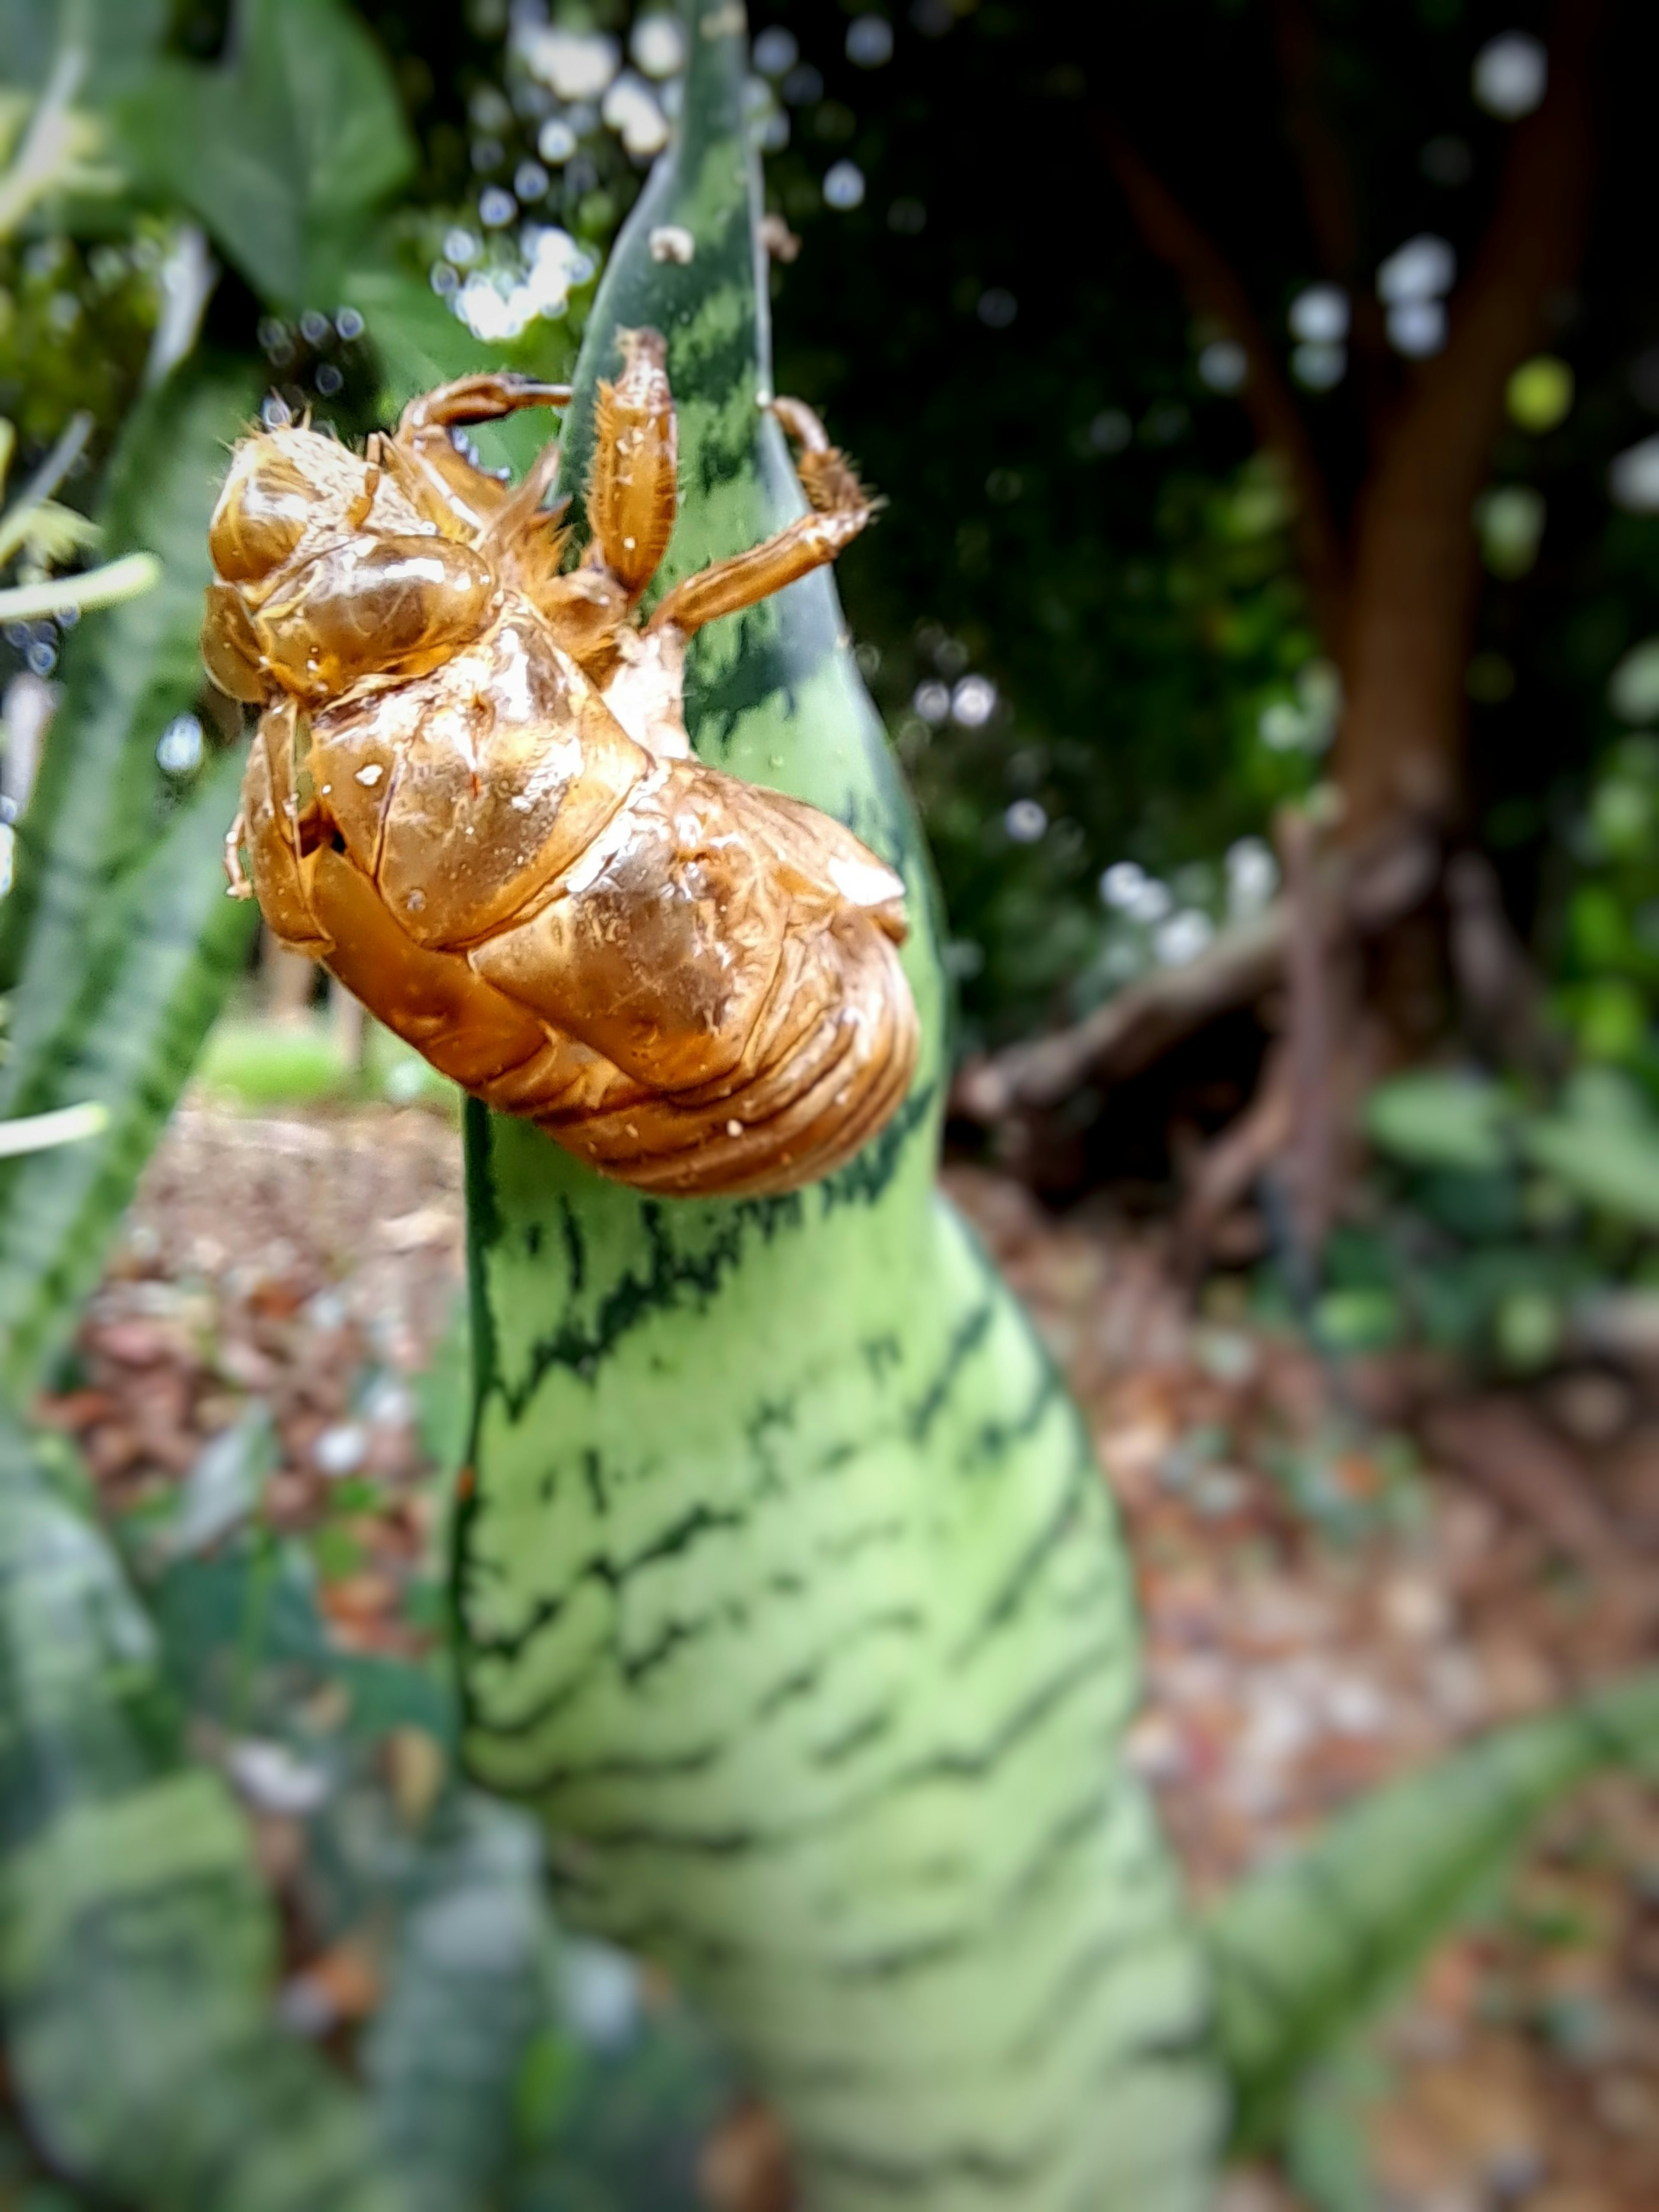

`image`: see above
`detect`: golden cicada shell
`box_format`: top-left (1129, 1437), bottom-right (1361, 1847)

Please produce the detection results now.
top-left (203, 333), bottom-right (918, 1198)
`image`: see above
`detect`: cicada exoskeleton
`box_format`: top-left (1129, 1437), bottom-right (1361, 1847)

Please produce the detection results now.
top-left (203, 333), bottom-right (917, 1197)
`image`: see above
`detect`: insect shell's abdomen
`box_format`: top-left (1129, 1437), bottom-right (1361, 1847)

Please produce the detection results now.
top-left (243, 609), bottom-right (918, 1198)
top-left (546, 909), bottom-right (918, 1196)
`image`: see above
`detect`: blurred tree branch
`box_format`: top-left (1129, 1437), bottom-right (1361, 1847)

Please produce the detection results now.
top-left (1267, 0), bottom-right (1393, 416)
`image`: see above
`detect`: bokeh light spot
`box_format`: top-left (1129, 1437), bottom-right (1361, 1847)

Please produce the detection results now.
top-left (1507, 356), bottom-right (1574, 432)
top-left (824, 161), bottom-right (866, 210)
top-left (1473, 31), bottom-right (1547, 119)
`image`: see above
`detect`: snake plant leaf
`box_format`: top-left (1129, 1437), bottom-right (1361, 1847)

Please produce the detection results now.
top-left (0, 1408), bottom-right (401, 2212)
top-left (368, 1797), bottom-right (560, 2212)
top-left (0, 355), bottom-right (258, 1046)
top-left (1208, 1669), bottom-right (1659, 2154)
top-left (0, 748), bottom-right (254, 1398)
top-left (452, 8), bottom-right (1224, 2207)
top-left (0, 360), bottom-right (262, 1399)
top-left (1280, 2046), bottom-right (1388, 2212)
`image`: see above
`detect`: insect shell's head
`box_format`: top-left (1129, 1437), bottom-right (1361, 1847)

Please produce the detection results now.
top-left (208, 417), bottom-right (379, 591)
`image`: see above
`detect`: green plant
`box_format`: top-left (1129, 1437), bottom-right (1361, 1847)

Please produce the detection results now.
top-left (0, 362), bottom-right (260, 1396)
top-left (0, 10), bottom-right (1655, 2209)
top-left (0, 1407), bottom-right (402, 2212)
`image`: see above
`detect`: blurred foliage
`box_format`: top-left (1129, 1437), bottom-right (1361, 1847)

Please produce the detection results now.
top-left (1554, 729), bottom-right (1659, 1078)
top-left (194, 1014), bottom-right (462, 1115)
top-left (0, 230), bottom-right (166, 451)
top-left (1313, 1064), bottom-right (1659, 1376)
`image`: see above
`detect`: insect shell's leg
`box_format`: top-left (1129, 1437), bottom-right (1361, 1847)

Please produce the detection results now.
top-left (645, 399), bottom-right (876, 638)
top-left (344, 434), bottom-right (384, 531)
top-left (388, 376), bottom-right (572, 543)
top-left (534, 565), bottom-right (631, 671)
top-left (224, 812), bottom-right (253, 898)
top-left (395, 374), bottom-right (572, 435)
top-left (585, 326), bottom-right (677, 600)
top-left (485, 441), bottom-right (576, 612)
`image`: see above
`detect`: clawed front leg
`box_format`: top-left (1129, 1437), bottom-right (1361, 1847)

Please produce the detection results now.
top-left (393, 374), bottom-right (573, 542)
top-left (647, 395), bottom-right (876, 637)
top-left (396, 373), bottom-right (572, 435)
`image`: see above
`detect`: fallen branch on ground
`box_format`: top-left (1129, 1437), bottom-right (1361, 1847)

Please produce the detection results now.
top-left (953, 829), bottom-right (1440, 1125)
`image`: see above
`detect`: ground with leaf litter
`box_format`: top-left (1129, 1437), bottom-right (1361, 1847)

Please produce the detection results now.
top-left (33, 1104), bottom-right (1659, 2212)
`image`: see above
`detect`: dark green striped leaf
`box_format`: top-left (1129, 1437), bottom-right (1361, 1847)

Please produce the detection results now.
top-left (0, 359), bottom-right (257, 1013)
top-left (1208, 1670), bottom-right (1659, 2152)
top-left (368, 1799), bottom-right (558, 2212)
top-left (0, 750), bottom-right (254, 1398)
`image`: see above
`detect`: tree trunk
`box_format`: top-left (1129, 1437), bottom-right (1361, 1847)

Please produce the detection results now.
top-left (1332, 0), bottom-right (1605, 842)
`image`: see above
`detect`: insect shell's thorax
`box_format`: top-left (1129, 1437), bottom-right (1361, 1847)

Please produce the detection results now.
top-left (213, 426), bottom-right (430, 588)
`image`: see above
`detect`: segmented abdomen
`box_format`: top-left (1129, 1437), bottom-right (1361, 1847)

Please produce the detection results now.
top-left (240, 609), bottom-right (918, 1197)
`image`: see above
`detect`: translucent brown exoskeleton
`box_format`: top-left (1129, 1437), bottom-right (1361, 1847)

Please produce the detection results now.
top-left (203, 333), bottom-right (917, 1197)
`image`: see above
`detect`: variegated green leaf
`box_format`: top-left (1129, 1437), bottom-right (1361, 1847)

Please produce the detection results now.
top-left (0, 749), bottom-right (254, 1398)
top-left (368, 1798), bottom-right (556, 2212)
top-left (454, 9), bottom-right (1224, 2207)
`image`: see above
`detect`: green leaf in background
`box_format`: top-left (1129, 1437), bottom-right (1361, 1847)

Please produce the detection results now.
top-left (0, 1409), bottom-right (400, 2212)
top-left (1363, 1071), bottom-right (1513, 1175)
top-left (1521, 1068), bottom-right (1659, 1229)
top-left (453, 9), bottom-right (1223, 2208)
top-left (1280, 2046), bottom-right (1388, 2212)
top-left (0, 358), bottom-right (258, 1030)
top-left (1207, 1671), bottom-right (1659, 2155)
top-left (116, 0), bottom-right (414, 309)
